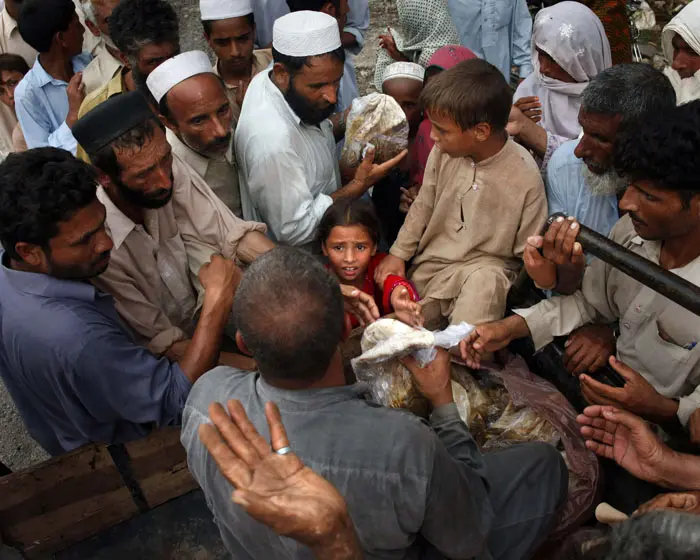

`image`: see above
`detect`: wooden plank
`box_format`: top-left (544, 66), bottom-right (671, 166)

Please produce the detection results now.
top-left (0, 444), bottom-right (138, 558)
top-left (125, 427), bottom-right (198, 508)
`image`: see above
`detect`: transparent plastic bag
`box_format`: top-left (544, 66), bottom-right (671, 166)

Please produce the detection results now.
top-left (340, 93), bottom-right (409, 169)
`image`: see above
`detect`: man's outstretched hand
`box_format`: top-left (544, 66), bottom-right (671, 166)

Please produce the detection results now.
top-left (199, 400), bottom-right (361, 558)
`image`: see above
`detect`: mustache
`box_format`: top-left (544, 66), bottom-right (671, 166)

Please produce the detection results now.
top-left (208, 133), bottom-right (231, 149)
top-left (628, 212), bottom-right (646, 225)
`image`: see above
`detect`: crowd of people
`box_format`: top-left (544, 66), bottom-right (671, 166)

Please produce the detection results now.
top-left (0, 0), bottom-right (700, 556)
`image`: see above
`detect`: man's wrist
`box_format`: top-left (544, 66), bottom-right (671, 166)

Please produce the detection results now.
top-left (504, 314), bottom-right (531, 341)
top-left (653, 396), bottom-right (680, 422)
top-left (309, 510), bottom-right (362, 560)
top-left (428, 388), bottom-right (454, 408)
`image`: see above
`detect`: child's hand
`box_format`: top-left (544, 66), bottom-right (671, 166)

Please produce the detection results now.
top-left (399, 186), bottom-right (419, 213)
top-left (391, 286), bottom-right (423, 328)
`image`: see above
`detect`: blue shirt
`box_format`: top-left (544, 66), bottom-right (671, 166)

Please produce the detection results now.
top-left (447, 0), bottom-right (533, 80)
top-left (0, 252), bottom-right (191, 456)
top-left (545, 140), bottom-right (619, 239)
top-left (14, 52), bottom-right (92, 154)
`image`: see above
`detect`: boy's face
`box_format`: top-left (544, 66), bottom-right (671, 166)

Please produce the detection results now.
top-left (427, 110), bottom-right (478, 158)
top-left (0, 70), bottom-right (25, 110)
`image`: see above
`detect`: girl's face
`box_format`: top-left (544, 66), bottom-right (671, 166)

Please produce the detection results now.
top-left (322, 225), bottom-right (377, 283)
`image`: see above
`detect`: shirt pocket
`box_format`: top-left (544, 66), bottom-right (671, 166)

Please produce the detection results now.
top-left (486, 0), bottom-right (513, 31)
top-left (631, 318), bottom-right (691, 386)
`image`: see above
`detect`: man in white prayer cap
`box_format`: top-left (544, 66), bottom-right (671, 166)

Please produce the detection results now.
top-left (235, 11), bottom-right (405, 249)
top-left (200, 0), bottom-right (272, 121)
top-left (662, 0), bottom-right (700, 105)
top-left (147, 50), bottom-right (242, 217)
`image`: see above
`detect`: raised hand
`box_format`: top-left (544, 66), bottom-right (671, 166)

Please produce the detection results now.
top-left (390, 285), bottom-right (423, 328)
top-left (340, 284), bottom-right (380, 327)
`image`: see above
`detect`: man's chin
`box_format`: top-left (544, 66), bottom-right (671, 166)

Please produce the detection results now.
top-left (582, 165), bottom-right (627, 196)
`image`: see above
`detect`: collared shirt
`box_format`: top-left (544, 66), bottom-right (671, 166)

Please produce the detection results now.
top-left (181, 367), bottom-right (493, 559)
top-left (75, 67), bottom-right (125, 162)
top-left (447, 0), bottom-right (533, 80)
top-left (167, 129), bottom-right (242, 217)
top-left (212, 49), bottom-right (272, 123)
top-left (235, 70), bottom-right (340, 247)
top-left (92, 155), bottom-right (267, 355)
top-left (14, 52), bottom-right (93, 154)
top-left (0, 251), bottom-right (191, 456)
top-left (545, 140), bottom-right (619, 239)
top-left (0, 7), bottom-right (36, 155)
top-left (515, 214), bottom-right (700, 426)
top-left (81, 42), bottom-right (122, 96)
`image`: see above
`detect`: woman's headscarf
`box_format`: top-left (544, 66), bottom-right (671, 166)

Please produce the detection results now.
top-left (662, 0), bottom-right (700, 104)
top-left (373, 0), bottom-right (460, 91)
top-left (515, 2), bottom-right (612, 140)
top-left (412, 46), bottom-right (478, 186)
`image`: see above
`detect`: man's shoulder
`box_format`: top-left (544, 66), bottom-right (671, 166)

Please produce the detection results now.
top-left (184, 366), bottom-right (255, 413)
top-left (548, 140), bottom-right (581, 175)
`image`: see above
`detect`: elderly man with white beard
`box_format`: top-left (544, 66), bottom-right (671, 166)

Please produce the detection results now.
top-left (662, 0), bottom-right (700, 105)
top-left (545, 64), bottom-right (676, 241)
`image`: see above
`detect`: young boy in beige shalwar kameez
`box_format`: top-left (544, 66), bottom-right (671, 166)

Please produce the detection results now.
top-left (376, 59), bottom-right (548, 327)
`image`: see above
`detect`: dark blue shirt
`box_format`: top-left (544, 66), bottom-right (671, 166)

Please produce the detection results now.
top-left (0, 252), bottom-right (191, 455)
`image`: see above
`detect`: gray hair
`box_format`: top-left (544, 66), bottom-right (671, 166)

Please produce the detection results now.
top-left (581, 63), bottom-right (677, 125)
top-left (232, 247), bottom-right (344, 382)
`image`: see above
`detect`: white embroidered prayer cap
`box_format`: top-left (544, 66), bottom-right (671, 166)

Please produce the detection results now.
top-left (200, 0), bottom-right (253, 21)
top-left (382, 62), bottom-right (426, 85)
top-left (273, 11), bottom-right (341, 57)
top-left (147, 51), bottom-right (214, 104)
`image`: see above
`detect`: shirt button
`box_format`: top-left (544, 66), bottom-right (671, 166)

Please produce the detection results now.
top-left (624, 323), bottom-right (631, 329)
top-left (635, 304), bottom-right (642, 313)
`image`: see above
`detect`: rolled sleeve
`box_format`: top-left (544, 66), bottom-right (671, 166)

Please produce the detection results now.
top-left (678, 394), bottom-right (700, 427)
top-left (149, 326), bottom-right (190, 356)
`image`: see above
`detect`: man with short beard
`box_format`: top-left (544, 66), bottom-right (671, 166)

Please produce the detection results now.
top-left (73, 91), bottom-right (274, 365)
top-left (79, 0), bottom-right (122, 96)
top-left (147, 51), bottom-right (243, 217)
top-left (235, 11), bottom-right (405, 249)
top-left (661, 0), bottom-right (700, 105)
top-left (545, 64), bottom-right (676, 238)
top-left (75, 0), bottom-right (179, 162)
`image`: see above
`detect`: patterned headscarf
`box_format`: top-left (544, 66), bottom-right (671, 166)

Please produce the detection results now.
top-left (515, 1), bottom-right (612, 140)
top-left (373, 0), bottom-right (459, 90)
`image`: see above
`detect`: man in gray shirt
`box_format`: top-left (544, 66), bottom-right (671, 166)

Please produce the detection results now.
top-left (182, 247), bottom-right (568, 559)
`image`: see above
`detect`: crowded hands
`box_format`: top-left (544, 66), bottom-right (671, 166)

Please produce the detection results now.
top-left (199, 400), bottom-right (362, 560)
top-left (401, 348), bottom-right (454, 407)
top-left (390, 285), bottom-right (423, 328)
top-left (340, 284), bottom-right (380, 327)
top-left (513, 96), bottom-right (542, 123)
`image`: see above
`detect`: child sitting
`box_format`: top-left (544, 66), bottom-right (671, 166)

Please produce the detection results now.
top-left (319, 199), bottom-right (422, 328)
top-left (376, 59), bottom-right (547, 329)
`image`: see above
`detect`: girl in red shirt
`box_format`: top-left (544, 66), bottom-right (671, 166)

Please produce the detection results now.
top-left (319, 199), bottom-right (422, 328)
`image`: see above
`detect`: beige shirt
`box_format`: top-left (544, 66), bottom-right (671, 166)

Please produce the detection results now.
top-left (11, 122), bottom-right (26, 151)
top-left (92, 155), bottom-right (267, 355)
top-left (0, 8), bottom-right (36, 155)
top-left (213, 49), bottom-right (273, 122)
top-left (81, 42), bottom-right (122, 96)
top-left (391, 140), bottom-right (547, 301)
top-left (516, 214), bottom-right (700, 426)
top-left (166, 128), bottom-right (242, 217)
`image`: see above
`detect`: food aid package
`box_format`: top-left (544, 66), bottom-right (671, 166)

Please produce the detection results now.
top-left (351, 319), bottom-right (599, 537)
top-left (340, 93), bottom-right (409, 168)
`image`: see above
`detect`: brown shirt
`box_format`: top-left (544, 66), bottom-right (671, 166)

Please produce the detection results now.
top-left (213, 49), bottom-right (273, 122)
top-left (391, 139), bottom-right (547, 301)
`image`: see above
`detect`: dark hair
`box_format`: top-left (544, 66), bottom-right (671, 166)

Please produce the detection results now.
top-left (17, 0), bottom-right (76, 53)
top-left (614, 100), bottom-right (700, 208)
top-left (271, 45), bottom-right (345, 76)
top-left (202, 13), bottom-right (255, 37)
top-left (109, 0), bottom-right (179, 58)
top-left (286, 0), bottom-right (341, 13)
top-left (581, 63), bottom-right (677, 127)
top-left (0, 54), bottom-right (29, 80)
top-left (89, 117), bottom-right (164, 178)
top-left (317, 199), bottom-right (380, 246)
top-left (0, 148), bottom-right (98, 260)
top-left (233, 247), bottom-right (345, 382)
top-left (420, 58), bottom-right (512, 131)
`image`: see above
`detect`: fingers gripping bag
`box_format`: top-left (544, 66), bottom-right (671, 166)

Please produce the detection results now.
top-left (340, 93), bottom-right (410, 169)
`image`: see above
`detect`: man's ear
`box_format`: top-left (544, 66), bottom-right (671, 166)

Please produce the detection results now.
top-left (117, 50), bottom-right (129, 67)
top-left (85, 20), bottom-right (101, 38)
top-left (96, 171), bottom-right (115, 191)
top-left (158, 112), bottom-right (177, 133)
top-left (473, 122), bottom-right (492, 142)
top-left (235, 330), bottom-right (253, 356)
top-left (14, 241), bottom-right (47, 269)
top-left (272, 62), bottom-right (291, 93)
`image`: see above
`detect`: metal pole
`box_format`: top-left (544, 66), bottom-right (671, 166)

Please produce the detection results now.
top-left (546, 213), bottom-right (700, 317)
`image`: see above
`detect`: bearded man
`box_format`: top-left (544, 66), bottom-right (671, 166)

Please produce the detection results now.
top-left (662, 0), bottom-right (700, 105)
top-left (545, 64), bottom-right (675, 239)
top-left (234, 11), bottom-right (404, 249)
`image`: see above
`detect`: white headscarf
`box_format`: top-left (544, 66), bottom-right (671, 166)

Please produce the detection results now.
top-left (662, 1), bottom-right (700, 105)
top-left (515, 2), bottom-right (612, 140)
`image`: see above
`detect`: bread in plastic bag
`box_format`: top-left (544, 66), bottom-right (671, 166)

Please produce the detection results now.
top-left (340, 93), bottom-right (409, 169)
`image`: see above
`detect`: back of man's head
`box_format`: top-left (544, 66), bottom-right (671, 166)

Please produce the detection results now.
top-left (109, 0), bottom-right (179, 58)
top-left (18, 0), bottom-right (75, 53)
top-left (286, 0), bottom-right (341, 13)
top-left (581, 63), bottom-right (677, 125)
top-left (420, 58), bottom-right (512, 132)
top-left (233, 247), bottom-right (344, 383)
top-left (0, 148), bottom-right (98, 261)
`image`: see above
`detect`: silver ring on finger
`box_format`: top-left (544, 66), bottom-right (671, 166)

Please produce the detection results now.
top-left (275, 446), bottom-right (292, 456)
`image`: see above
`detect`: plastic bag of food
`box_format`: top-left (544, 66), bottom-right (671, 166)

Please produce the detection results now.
top-left (340, 93), bottom-right (409, 169)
